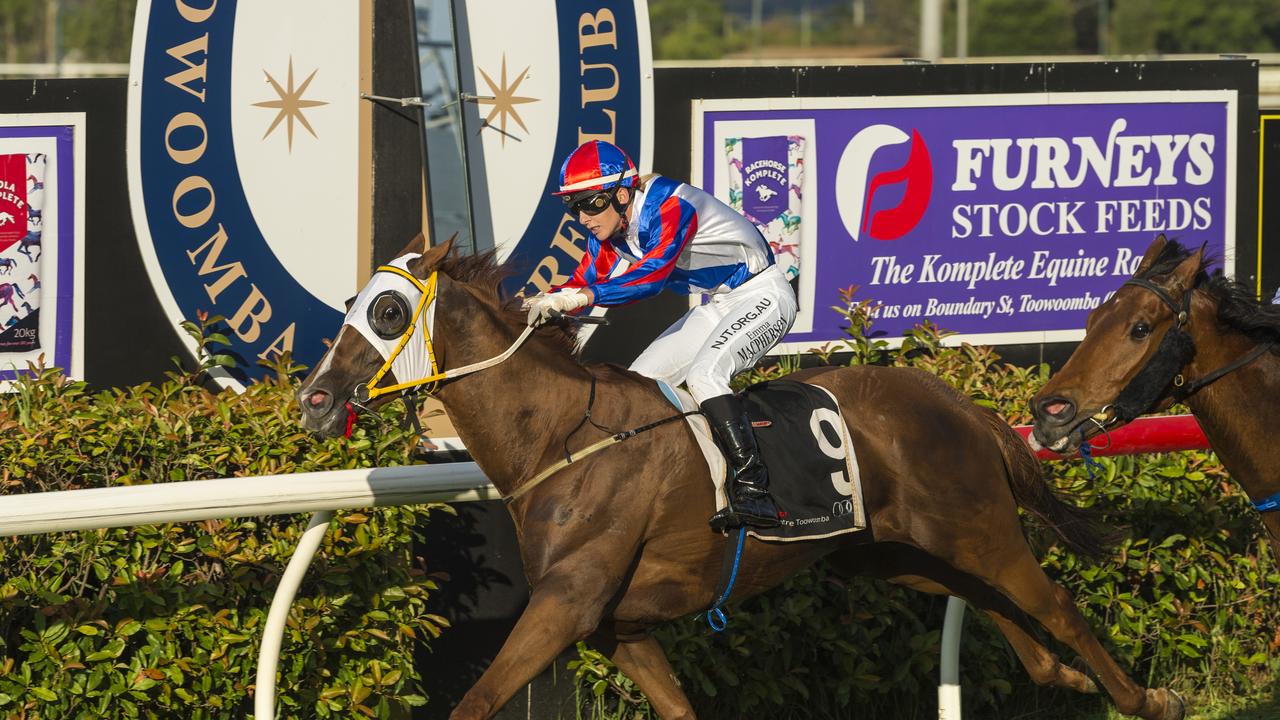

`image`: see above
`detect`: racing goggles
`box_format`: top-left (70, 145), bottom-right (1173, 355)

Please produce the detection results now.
top-left (563, 188), bottom-right (617, 216)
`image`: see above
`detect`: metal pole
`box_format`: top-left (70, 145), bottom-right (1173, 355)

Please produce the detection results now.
top-left (801, 1), bottom-right (812, 49)
top-left (751, 0), bottom-right (763, 57)
top-left (1097, 0), bottom-right (1110, 56)
top-left (45, 0), bottom-right (62, 73)
top-left (407, 0), bottom-right (437, 246)
top-left (255, 511), bottom-right (334, 720)
top-left (956, 0), bottom-right (968, 60)
top-left (938, 596), bottom-right (967, 719)
top-left (920, 0), bottom-right (943, 61)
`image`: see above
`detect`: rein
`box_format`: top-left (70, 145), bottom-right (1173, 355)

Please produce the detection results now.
top-left (505, 374), bottom-right (701, 504)
top-left (341, 264), bottom-right (536, 438)
top-left (341, 268), bottom-right (691, 504)
top-left (354, 266), bottom-right (537, 404)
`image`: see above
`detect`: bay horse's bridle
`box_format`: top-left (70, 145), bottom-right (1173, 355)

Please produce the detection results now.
top-left (340, 262), bottom-right (537, 436)
top-left (1089, 276), bottom-right (1274, 430)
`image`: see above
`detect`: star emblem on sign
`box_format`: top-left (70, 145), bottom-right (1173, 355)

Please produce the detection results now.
top-left (475, 55), bottom-right (538, 146)
top-left (253, 57), bottom-right (329, 152)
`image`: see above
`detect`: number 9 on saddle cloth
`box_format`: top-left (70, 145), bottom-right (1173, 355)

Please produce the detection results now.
top-left (0, 153), bottom-right (46, 353)
top-left (662, 378), bottom-right (867, 542)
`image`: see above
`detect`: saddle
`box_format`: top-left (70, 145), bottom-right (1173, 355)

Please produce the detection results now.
top-left (657, 379), bottom-right (866, 542)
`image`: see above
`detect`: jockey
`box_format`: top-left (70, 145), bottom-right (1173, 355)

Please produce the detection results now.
top-left (524, 140), bottom-right (798, 532)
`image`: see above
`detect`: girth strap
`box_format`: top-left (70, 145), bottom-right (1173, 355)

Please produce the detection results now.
top-left (1254, 491), bottom-right (1280, 513)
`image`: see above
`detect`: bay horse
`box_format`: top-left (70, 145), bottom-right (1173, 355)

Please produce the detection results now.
top-left (17, 232), bottom-right (40, 262)
top-left (296, 235), bottom-right (1184, 720)
top-left (1032, 234), bottom-right (1280, 561)
top-left (0, 281), bottom-right (24, 313)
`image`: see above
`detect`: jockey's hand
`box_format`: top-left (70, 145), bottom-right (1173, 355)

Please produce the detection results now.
top-left (523, 289), bottom-right (591, 326)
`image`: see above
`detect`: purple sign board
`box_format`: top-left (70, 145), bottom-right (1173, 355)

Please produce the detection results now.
top-left (694, 92), bottom-right (1237, 350)
top-left (0, 115), bottom-right (83, 391)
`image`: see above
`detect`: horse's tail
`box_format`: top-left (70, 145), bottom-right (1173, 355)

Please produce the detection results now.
top-left (979, 408), bottom-right (1121, 560)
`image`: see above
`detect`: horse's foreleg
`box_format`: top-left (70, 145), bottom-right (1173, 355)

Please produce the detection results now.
top-left (985, 550), bottom-right (1183, 720)
top-left (449, 575), bottom-right (616, 720)
top-left (591, 630), bottom-right (695, 720)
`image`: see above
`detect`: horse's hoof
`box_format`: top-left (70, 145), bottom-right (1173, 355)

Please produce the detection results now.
top-left (1162, 689), bottom-right (1185, 720)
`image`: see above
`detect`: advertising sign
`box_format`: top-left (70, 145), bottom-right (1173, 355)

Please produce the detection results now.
top-left (694, 92), bottom-right (1237, 350)
top-left (0, 114), bottom-right (85, 391)
top-left (453, 0), bottom-right (653, 296)
top-left (128, 0), bottom-right (361, 388)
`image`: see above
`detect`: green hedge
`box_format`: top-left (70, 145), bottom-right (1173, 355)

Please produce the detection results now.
top-left (0, 349), bottom-right (445, 719)
top-left (574, 292), bottom-right (1280, 719)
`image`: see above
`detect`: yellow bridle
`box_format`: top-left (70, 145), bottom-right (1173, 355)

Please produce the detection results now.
top-left (351, 264), bottom-right (537, 406)
top-left (354, 266), bottom-right (443, 403)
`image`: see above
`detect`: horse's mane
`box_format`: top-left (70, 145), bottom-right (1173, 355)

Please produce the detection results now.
top-left (1138, 238), bottom-right (1280, 348)
top-left (435, 249), bottom-right (583, 359)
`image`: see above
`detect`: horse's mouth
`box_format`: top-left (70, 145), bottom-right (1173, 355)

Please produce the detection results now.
top-left (1030, 414), bottom-right (1105, 456)
top-left (299, 404), bottom-right (351, 438)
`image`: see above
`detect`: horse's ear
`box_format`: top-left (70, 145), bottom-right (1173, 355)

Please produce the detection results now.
top-left (1134, 234), bottom-right (1168, 277)
top-left (395, 232), bottom-right (428, 258)
top-left (1165, 242), bottom-right (1205, 293)
top-left (407, 234), bottom-right (456, 277)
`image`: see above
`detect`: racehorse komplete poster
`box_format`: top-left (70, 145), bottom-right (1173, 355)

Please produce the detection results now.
top-left (0, 114), bottom-right (85, 392)
top-left (694, 91), bottom-right (1237, 351)
top-left (0, 151), bottom-right (46, 355)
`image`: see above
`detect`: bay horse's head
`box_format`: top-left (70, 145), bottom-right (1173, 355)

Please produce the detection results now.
top-left (1031, 234), bottom-right (1207, 454)
top-left (296, 233), bottom-right (455, 437)
top-left (296, 234), bottom-right (581, 438)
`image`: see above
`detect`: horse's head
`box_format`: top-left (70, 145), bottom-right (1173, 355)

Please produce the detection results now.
top-left (1031, 234), bottom-right (1206, 454)
top-left (297, 233), bottom-right (454, 437)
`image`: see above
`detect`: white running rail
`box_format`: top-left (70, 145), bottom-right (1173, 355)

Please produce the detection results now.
top-left (0, 464), bottom-right (967, 719)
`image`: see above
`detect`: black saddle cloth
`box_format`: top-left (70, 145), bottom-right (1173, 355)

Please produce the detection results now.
top-left (739, 379), bottom-right (864, 542)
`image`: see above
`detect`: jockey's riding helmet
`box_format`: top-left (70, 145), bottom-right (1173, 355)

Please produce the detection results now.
top-left (554, 140), bottom-right (638, 196)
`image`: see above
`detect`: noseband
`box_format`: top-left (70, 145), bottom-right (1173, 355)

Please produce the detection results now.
top-left (1097, 277), bottom-right (1273, 426)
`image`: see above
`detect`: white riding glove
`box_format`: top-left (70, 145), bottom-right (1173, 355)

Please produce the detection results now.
top-left (523, 289), bottom-right (590, 325)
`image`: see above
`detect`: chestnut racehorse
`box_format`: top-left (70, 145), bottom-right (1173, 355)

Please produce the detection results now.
top-left (297, 235), bottom-right (1183, 720)
top-left (1032, 234), bottom-right (1280, 562)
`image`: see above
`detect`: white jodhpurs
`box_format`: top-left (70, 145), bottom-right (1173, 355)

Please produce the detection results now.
top-left (630, 265), bottom-right (797, 404)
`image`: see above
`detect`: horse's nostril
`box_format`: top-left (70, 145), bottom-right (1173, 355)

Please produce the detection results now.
top-left (1036, 396), bottom-right (1075, 422)
top-left (302, 389), bottom-right (333, 414)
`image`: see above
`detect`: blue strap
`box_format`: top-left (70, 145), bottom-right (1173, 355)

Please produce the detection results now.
top-left (1253, 491), bottom-right (1280, 513)
top-left (1078, 442), bottom-right (1105, 480)
top-left (705, 527), bottom-right (747, 632)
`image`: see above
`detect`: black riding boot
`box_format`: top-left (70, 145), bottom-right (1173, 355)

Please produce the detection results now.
top-left (701, 394), bottom-right (781, 532)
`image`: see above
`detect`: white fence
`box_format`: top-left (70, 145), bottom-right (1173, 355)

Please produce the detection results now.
top-left (0, 464), bottom-right (968, 719)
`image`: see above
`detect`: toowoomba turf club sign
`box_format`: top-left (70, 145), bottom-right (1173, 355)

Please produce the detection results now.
top-left (128, 0), bottom-right (361, 389)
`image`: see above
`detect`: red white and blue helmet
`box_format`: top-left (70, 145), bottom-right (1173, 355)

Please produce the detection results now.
top-left (554, 140), bottom-right (638, 196)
